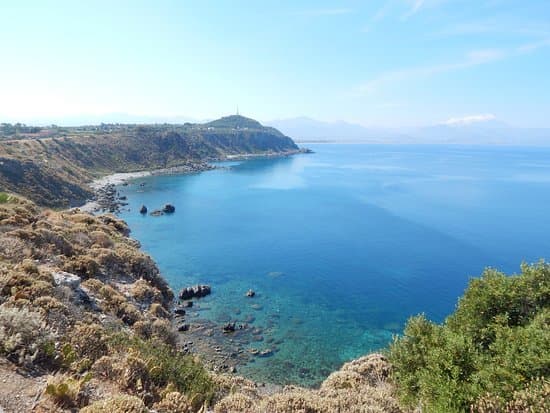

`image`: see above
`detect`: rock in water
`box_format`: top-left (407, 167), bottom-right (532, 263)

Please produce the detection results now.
top-left (139, 205), bottom-right (148, 214)
top-left (223, 322), bottom-right (236, 333)
top-left (246, 289), bottom-right (255, 297)
top-left (149, 209), bottom-right (164, 216)
top-left (162, 203), bottom-right (175, 213)
top-left (174, 306), bottom-right (186, 316)
top-left (178, 284), bottom-right (211, 300)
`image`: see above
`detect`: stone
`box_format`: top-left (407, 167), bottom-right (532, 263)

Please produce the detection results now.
top-left (223, 322), bottom-right (236, 333)
top-left (162, 203), bottom-right (175, 213)
top-left (259, 349), bottom-right (273, 357)
top-left (174, 307), bottom-right (186, 316)
top-left (179, 284), bottom-right (211, 300)
top-left (139, 205), bottom-right (148, 214)
top-left (246, 289), bottom-right (255, 297)
top-left (52, 271), bottom-right (81, 289)
top-left (149, 209), bottom-right (164, 216)
top-left (178, 323), bottom-right (190, 332)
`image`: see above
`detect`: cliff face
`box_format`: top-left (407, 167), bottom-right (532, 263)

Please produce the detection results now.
top-left (0, 117), bottom-right (300, 208)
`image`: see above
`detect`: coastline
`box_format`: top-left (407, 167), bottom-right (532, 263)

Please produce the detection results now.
top-left (79, 149), bottom-right (311, 214)
top-left (76, 148), bottom-right (311, 386)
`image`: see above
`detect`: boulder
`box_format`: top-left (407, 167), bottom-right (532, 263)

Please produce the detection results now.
top-left (174, 307), bottom-right (186, 316)
top-left (149, 209), bottom-right (164, 217)
top-left (178, 284), bottom-right (211, 300)
top-left (223, 322), bottom-right (236, 333)
top-left (178, 323), bottom-right (190, 332)
top-left (52, 271), bottom-right (81, 289)
top-left (162, 203), bottom-right (176, 213)
top-left (139, 205), bottom-right (148, 214)
top-left (246, 289), bottom-right (255, 298)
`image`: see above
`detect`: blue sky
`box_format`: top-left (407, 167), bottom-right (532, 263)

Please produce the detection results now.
top-left (1, 0), bottom-right (549, 127)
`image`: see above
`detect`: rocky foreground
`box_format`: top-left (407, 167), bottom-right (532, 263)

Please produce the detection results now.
top-left (0, 194), bottom-right (403, 412)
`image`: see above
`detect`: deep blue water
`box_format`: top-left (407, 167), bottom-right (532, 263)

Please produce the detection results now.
top-left (117, 144), bottom-right (550, 386)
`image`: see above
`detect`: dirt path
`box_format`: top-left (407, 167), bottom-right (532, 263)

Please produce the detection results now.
top-left (0, 358), bottom-right (47, 413)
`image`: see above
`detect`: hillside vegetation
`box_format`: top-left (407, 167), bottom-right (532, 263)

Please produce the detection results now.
top-left (389, 263), bottom-right (550, 412)
top-left (0, 116), bottom-right (299, 208)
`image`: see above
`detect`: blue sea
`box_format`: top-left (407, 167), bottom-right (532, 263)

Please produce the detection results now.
top-left (116, 144), bottom-right (550, 386)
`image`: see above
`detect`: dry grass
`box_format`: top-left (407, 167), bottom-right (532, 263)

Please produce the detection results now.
top-left (213, 354), bottom-right (403, 413)
top-left (80, 395), bottom-right (148, 413)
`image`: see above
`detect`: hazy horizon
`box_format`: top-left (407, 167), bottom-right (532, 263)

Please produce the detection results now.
top-left (1, 1), bottom-right (549, 127)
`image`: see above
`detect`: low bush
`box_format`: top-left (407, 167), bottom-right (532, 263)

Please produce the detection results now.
top-left (0, 304), bottom-right (55, 366)
top-left (0, 192), bottom-right (10, 203)
top-left (45, 373), bottom-right (91, 408)
top-left (109, 333), bottom-right (215, 407)
top-left (389, 262), bottom-right (550, 412)
top-left (153, 391), bottom-right (193, 412)
top-left (80, 395), bottom-right (148, 413)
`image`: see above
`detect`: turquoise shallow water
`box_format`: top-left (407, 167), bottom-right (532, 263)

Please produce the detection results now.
top-left (117, 144), bottom-right (550, 386)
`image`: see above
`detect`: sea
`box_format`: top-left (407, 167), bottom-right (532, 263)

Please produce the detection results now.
top-left (116, 144), bottom-right (550, 386)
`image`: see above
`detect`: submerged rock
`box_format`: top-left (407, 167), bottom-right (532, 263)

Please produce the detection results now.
top-left (149, 209), bottom-right (164, 216)
top-left (259, 349), bottom-right (273, 357)
top-left (246, 289), bottom-right (255, 297)
top-left (139, 205), bottom-right (148, 214)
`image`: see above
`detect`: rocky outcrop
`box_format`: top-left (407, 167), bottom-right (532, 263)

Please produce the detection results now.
top-left (178, 284), bottom-right (211, 300)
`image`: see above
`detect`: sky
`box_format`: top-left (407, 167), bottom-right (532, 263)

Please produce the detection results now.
top-left (1, 0), bottom-right (549, 127)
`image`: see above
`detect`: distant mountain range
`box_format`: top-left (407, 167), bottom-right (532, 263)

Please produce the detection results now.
top-left (266, 117), bottom-right (550, 146)
top-left (6, 113), bottom-right (550, 145)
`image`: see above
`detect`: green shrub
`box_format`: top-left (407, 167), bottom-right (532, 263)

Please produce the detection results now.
top-left (389, 262), bottom-right (550, 412)
top-left (45, 373), bottom-right (91, 408)
top-left (0, 192), bottom-right (11, 204)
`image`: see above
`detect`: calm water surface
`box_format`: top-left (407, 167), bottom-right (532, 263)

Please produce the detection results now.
top-left (117, 144), bottom-right (550, 386)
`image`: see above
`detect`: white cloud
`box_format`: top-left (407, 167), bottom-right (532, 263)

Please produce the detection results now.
top-left (358, 48), bottom-right (505, 94)
top-left (518, 38), bottom-right (550, 53)
top-left (357, 36), bottom-right (550, 96)
top-left (442, 114), bottom-right (496, 126)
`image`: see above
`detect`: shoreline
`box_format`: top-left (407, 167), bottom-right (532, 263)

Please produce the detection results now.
top-left (77, 148), bottom-right (310, 387)
top-left (79, 149), bottom-right (311, 214)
